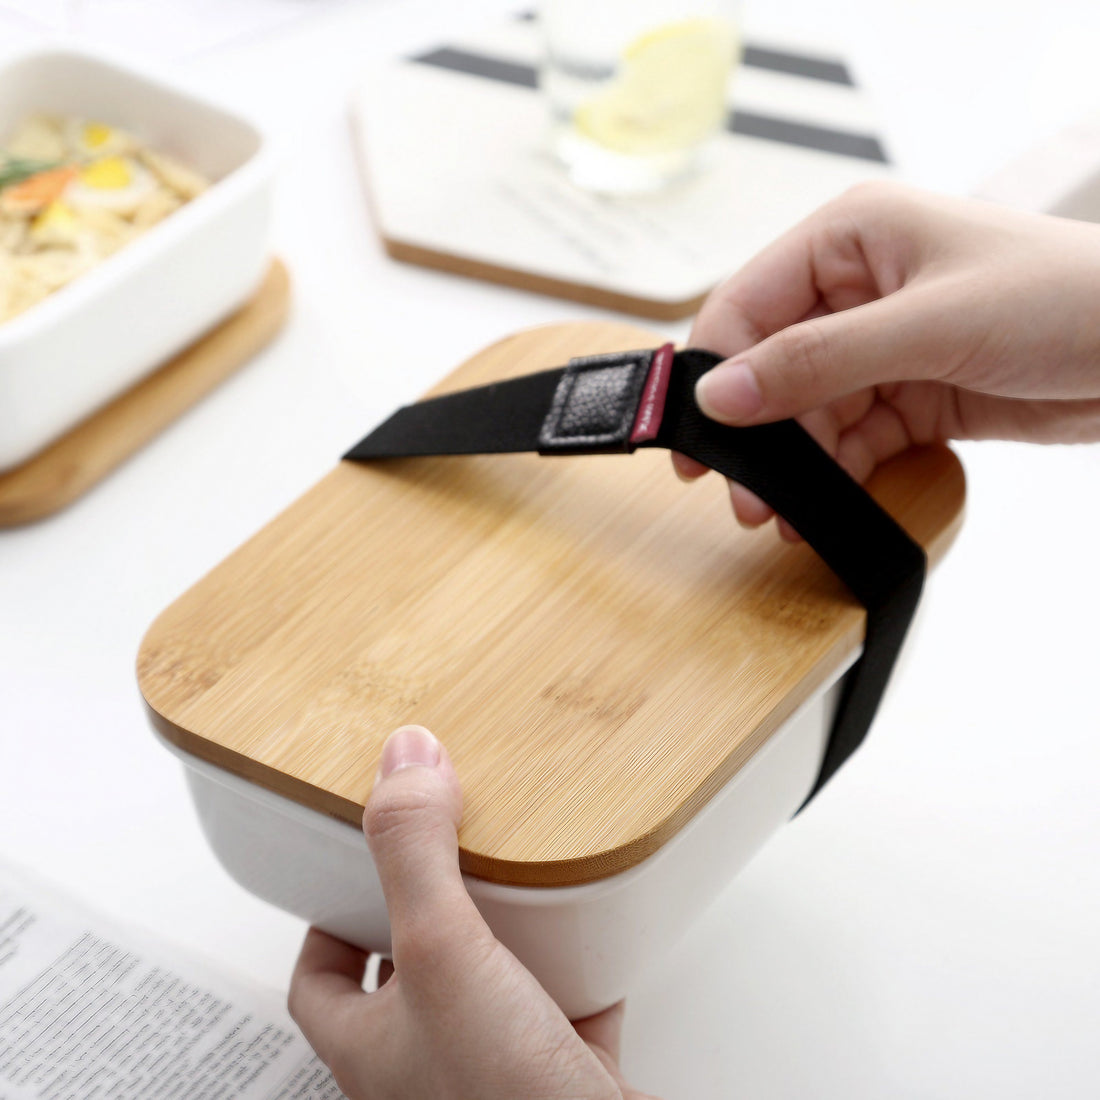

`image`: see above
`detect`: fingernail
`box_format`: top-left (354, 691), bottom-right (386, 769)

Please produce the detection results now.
top-left (695, 360), bottom-right (763, 423)
top-left (379, 726), bottom-right (440, 778)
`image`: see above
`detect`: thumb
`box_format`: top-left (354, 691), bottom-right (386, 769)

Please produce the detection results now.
top-left (364, 726), bottom-right (485, 973)
top-left (695, 284), bottom-right (952, 425)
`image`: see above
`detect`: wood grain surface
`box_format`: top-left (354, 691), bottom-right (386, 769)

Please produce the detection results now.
top-left (138, 321), bottom-right (966, 887)
top-left (0, 260), bottom-right (290, 526)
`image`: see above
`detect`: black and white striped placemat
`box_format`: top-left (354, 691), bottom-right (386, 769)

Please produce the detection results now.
top-left (352, 14), bottom-right (892, 318)
top-left (413, 11), bottom-right (887, 165)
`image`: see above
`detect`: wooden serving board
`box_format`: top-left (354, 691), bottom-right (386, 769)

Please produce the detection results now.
top-left (0, 260), bottom-right (290, 527)
top-left (138, 321), bottom-right (965, 887)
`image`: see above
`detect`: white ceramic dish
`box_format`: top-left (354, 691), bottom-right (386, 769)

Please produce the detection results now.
top-left (0, 50), bottom-right (273, 471)
top-left (158, 657), bottom-right (855, 1020)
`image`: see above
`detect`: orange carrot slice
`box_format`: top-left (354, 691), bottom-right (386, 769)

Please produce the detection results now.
top-left (0, 166), bottom-right (78, 215)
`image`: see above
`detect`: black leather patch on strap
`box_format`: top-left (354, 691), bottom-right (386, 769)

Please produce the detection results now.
top-left (537, 349), bottom-right (654, 455)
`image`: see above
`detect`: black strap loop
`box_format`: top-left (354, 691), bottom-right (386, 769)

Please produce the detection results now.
top-left (647, 351), bottom-right (925, 807)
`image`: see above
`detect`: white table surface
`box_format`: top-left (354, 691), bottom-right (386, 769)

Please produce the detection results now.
top-left (2, 2), bottom-right (1099, 1097)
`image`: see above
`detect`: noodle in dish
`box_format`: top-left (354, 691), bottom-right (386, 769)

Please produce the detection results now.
top-left (1, 115), bottom-right (210, 324)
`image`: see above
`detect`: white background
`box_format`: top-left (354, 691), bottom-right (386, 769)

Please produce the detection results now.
top-left (2, 1), bottom-right (1099, 1097)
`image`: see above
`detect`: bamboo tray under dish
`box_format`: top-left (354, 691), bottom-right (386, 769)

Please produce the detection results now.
top-left (138, 321), bottom-right (965, 888)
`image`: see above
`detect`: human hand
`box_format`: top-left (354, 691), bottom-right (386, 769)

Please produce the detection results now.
top-left (289, 725), bottom-right (660, 1100)
top-left (676, 182), bottom-right (1100, 537)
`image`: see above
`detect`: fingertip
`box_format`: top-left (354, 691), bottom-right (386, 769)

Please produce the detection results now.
top-left (671, 451), bottom-right (708, 481)
top-left (728, 481), bottom-right (774, 528)
top-left (368, 726), bottom-right (463, 825)
top-left (374, 956), bottom-right (395, 990)
top-left (777, 518), bottom-right (803, 543)
top-left (377, 724), bottom-right (440, 780)
top-left (695, 359), bottom-right (764, 425)
top-left (572, 1000), bottom-right (625, 1063)
top-left (289, 928), bottom-right (370, 1037)
top-left (731, 502), bottom-right (762, 530)
top-left (294, 927), bottom-right (370, 985)
top-left (366, 728), bottom-right (463, 838)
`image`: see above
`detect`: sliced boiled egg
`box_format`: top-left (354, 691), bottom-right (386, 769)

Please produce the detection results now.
top-left (64, 119), bottom-right (136, 159)
top-left (29, 201), bottom-right (80, 248)
top-left (65, 156), bottom-right (156, 217)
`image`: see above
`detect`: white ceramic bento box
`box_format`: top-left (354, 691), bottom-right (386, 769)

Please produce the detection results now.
top-left (155, 667), bottom-right (852, 1020)
top-left (138, 322), bottom-right (965, 1022)
top-left (0, 50), bottom-right (273, 471)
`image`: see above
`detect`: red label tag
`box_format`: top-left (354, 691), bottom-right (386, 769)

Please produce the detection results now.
top-left (629, 343), bottom-right (675, 444)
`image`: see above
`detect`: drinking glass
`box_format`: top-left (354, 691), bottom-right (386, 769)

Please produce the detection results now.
top-left (539, 0), bottom-right (742, 193)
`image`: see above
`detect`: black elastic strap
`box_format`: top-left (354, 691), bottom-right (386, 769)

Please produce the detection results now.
top-left (349, 369), bottom-right (566, 457)
top-left (344, 348), bottom-right (926, 807)
top-left (648, 351), bottom-right (925, 805)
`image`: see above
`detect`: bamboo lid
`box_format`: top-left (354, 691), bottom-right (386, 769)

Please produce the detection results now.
top-left (138, 322), bottom-right (965, 887)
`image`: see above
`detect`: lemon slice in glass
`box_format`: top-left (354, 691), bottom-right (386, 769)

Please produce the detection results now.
top-left (574, 17), bottom-right (737, 156)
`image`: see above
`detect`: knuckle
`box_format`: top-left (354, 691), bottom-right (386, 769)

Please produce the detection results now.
top-left (397, 914), bottom-right (496, 980)
top-left (394, 923), bottom-right (453, 973)
top-left (286, 987), bottom-right (327, 1061)
top-left (527, 1035), bottom-right (621, 1100)
top-left (776, 319), bottom-right (834, 387)
top-left (364, 784), bottom-right (438, 847)
top-left (285, 985), bottom-right (303, 1025)
top-left (836, 178), bottom-right (908, 214)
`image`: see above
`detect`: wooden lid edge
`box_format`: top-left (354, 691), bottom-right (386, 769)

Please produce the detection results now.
top-left (140, 627), bottom-right (859, 888)
top-left (146, 702), bottom-right (367, 829)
